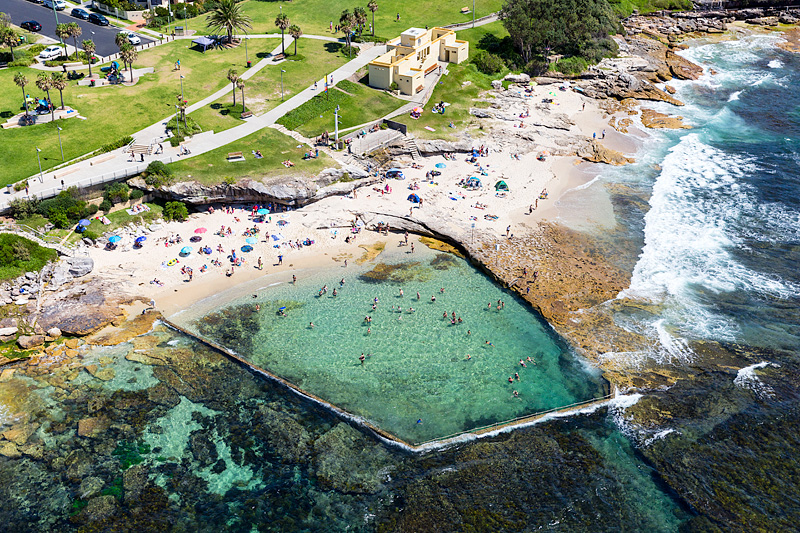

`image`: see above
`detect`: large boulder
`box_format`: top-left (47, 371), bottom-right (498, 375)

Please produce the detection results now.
top-left (17, 335), bottom-right (45, 349)
top-left (504, 73), bottom-right (531, 84)
top-left (577, 140), bottom-right (635, 166)
top-left (415, 139), bottom-right (473, 155)
top-left (46, 327), bottom-right (62, 339)
top-left (66, 257), bottom-right (94, 278)
top-left (84, 495), bottom-right (118, 522)
top-left (0, 327), bottom-right (18, 337)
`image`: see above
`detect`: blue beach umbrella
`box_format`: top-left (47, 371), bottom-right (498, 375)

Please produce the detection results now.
top-left (257, 208), bottom-right (269, 215)
top-left (180, 246), bottom-right (192, 255)
top-left (135, 236), bottom-right (147, 243)
top-left (241, 245), bottom-right (253, 252)
top-left (245, 237), bottom-right (258, 245)
top-left (108, 235), bottom-right (121, 243)
top-left (79, 219), bottom-right (91, 226)
top-left (435, 163), bottom-right (446, 169)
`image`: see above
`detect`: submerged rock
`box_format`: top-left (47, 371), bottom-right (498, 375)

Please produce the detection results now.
top-left (313, 423), bottom-right (393, 494)
top-left (84, 495), bottom-right (118, 522)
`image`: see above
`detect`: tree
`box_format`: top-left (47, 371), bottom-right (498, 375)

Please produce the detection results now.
top-left (51, 72), bottom-right (67, 110)
top-left (36, 73), bottom-right (55, 122)
top-left (13, 72), bottom-right (29, 116)
top-left (227, 68), bottom-right (239, 106)
top-left (0, 12), bottom-right (11, 29)
top-left (82, 39), bottom-right (96, 78)
top-left (1, 27), bottom-right (18, 60)
top-left (236, 77), bottom-right (246, 112)
top-left (339, 10), bottom-right (355, 57)
top-left (119, 44), bottom-right (138, 81)
top-left (353, 7), bottom-right (367, 36)
top-left (206, 0), bottom-right (252, 44)
top-left (67, 22), bottom-right (81, 60)
top-left (164, 201), bottom-right (188, 221)
top-left (288, 24), bottom-right (302, 56)
top-left (275, 13), bottom-right (290, 56)
top-left (55, 23), bottom-right (70, 58)
top-left (367, 0), bottom-right (378, 36)
top-left (114, 31), bottom-right (128, 51)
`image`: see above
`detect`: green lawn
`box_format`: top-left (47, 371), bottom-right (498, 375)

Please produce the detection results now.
top-left (278, 78), bottom-right (403, 138)
top-left (167, 128), bottom-right (334, 185)
top-left (0, 234), bottom-right (58, 281)
top-left (0, 40), bottom-right (274, 188)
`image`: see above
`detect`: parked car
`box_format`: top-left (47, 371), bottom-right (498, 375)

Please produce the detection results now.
top-left (43, 0), bottom-right (67, 10)
top-left (88, 13), bottom-right (109, 25)
top-left (21, 20), bottom-right (42, 31)
top-left (26, 0), bottom-right (44, 4)
top-left (70, 8), bottom-right (90, 19)
top-left (39, 45), bottom-right (63, 60)
top-left (118, 30), bottom-right (141, 45)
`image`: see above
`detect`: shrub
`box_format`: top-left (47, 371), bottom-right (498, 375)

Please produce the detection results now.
top-left (104, 182), bottom-right (130, 204)
top-left (99, 199), bottom-right (112, 212)
top-left (473, 51), bottom-right (505, 75)
top-left (49, 210), bottom-right (70, 229)
top-left (11, 241), bottom-right (31, 262)
top-left (389, 81), bottom-right (399, 92)
top-left (154, 6), bottom-right (169, 16)
top-left (166, 116), bottom-right (202, 136)
top-left (82, 230), bottom-right (99, 241)
top-left (550, 56), bottom-right (589, 76)
top-left (129, 189), bottom-right (144, 200)
top-left (86, 204), bottom-right (99, 216)
top-left (143, 161), bottom-right (174, 188)
top-left (163, 201), bottom-right (188, 222)
top-left (8, 197), bottom-right (40, 219)
top-left (13, 181), bottom-right (26, 192)
top-left (37, 189), bottom-right (86, 225)
top-left (102, 136), bottom-right (134, 154)
top-left (169, 135), bottom-right (185, 148)
top-left (0, 234), bottom-right (58, 281)
top-left (524, 59), bottom-right (549, 77)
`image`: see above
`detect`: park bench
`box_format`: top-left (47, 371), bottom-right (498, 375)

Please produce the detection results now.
top-left (415, 84), bottom-right (424, 93)
top-left (240, 110), bottom-right (253, 119)
top-left (0, 62), bottom-right (8, 69)
top-left (227, 151), bottom-right (245, 161)
top-left (273, 53), bottom-right (285, 62)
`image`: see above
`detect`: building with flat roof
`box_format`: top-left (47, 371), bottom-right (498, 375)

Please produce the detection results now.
top-left (368, 27), bottom-right (469, 96)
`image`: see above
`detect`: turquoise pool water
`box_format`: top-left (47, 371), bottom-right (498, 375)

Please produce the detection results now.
top-left (177, 243), bottom-right (606, 443)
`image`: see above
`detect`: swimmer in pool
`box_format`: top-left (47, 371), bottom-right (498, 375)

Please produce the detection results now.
top-left (486, 341), bottom-right (494, 347)
top-left (417, 292), bottom-right (421, 300)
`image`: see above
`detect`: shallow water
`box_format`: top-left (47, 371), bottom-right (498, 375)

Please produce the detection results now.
top-left (177, 243), bottom-right (606, 443)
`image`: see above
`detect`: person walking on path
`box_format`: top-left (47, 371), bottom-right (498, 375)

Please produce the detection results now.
top-left (278, 254), bottom-right (283, 265)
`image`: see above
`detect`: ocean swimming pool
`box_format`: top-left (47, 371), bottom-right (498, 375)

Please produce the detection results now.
top-left (175, 242), bottom-right (606, 443)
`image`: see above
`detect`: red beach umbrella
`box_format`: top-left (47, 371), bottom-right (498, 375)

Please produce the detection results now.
top-left (195, 228), bottom-right (207, 234)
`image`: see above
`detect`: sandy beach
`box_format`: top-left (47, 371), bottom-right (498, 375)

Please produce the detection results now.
top-left (84, 82), bottom-right (636, 318)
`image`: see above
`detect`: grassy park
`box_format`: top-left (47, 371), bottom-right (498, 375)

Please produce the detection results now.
top-left (166, 128), bottom-right (332, 185)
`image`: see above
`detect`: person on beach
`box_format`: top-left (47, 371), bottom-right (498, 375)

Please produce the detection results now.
top-left (404, 231), bottom-right (409, 244)
top-left (340, 278), bottom-right (345, 286)
top-left (411, 243), bottom-right (415, 253)
top-left (278, 255), bottom-right (283, 265)
top-left (257, 257), bottom-right (263, 270)
top-left (506, 225), bottom-right (511, 237)
top-left (293, 275), bottom-right (297, 284)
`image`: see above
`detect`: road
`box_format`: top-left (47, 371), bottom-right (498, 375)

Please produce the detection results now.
top-left (0, 0), bottom-right (153, 56)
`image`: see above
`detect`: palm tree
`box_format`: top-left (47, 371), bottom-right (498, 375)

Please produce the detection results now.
top-left (288, 25), bottom-right (302, 56)
top-left (55, 23), bottom-right (70, 58)
top-left (114, 31), bottom-right (127, 51)
top-left (119, 44), bottom-right (138, 81)
top-left (353, 7), bottom-right (367, 36)
top-left (339, 10), bottom-right (355, 57)
top-left (82, 39), bottom-right (96, 78)
top-left (51, 72), bottom-right (67, 110)
top-left (206, 0), bottom-right (252, 44)
top-left (1, 27), bottom-right (18, 60)
top-left (67, 22), bottom-right (81, 60)
top-left (227, 69), bottom-right (239, 106)
top-left (236, 77), bottom-right (246, 113)
top-left (275, 13), bottom-right (290, 56)
top-left (35, 73), bottom-right (55, 121)
top-left (367, 0), bottom-right (378, 36)
top-left (13, 72), bottom-right (29, 116)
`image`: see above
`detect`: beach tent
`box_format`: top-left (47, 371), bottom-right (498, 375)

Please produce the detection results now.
top-left (180, 246), bottom-right (192, 255)
top-left (494, 180), bottom-right (509, 191)
top-left (466, 177), bottom-right (481, 187)
top-left (192, 36), bottom-right (215, 52)
top-left (407, 193), bottom-right (421, 203)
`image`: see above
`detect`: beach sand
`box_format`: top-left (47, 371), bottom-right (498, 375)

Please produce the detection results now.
top-left (83, 84), bottom-right (636, 318)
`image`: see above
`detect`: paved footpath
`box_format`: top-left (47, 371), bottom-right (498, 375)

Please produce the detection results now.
top-left (1, 43), bottom-right (387, 212)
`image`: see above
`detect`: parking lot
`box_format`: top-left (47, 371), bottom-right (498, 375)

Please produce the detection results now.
top-left (2, 0), bottom-right (154, 57)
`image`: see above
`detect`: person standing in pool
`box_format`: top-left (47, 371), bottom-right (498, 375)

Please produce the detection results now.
top-left (399, 288), bottom-right (404, 297)
top-left (293, 274), bottom-right (297, 283)
top-left (417, 291), bottom-right (421, 300)
top-left (360, 354), bottom-right (366, 365)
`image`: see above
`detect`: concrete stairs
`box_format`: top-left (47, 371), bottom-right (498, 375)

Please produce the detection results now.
top-left (403, 136), bottom-right (422, 161)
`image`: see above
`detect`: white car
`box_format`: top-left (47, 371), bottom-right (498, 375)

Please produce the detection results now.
top-left (39, 45), bottom-right (63, 60)
top-left (118, 30), bottom-right (141, 45)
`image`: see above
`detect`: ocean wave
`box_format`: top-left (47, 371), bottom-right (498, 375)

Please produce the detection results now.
top-left (768, 59), bottom-right (783, 69)
top-left (728, 90), bottom-right (742, 102)
top-left (733, 361), bottom-right (779, 399)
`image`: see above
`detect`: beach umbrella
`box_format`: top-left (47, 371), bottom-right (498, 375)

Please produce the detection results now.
top-left (135, 236), bottom-right (147, 243)
top-left (194, 227), bottom-right (207, 234)
top-left (279, 306), bottom-right (286, 310)
top-left (435, 163), bottom-right (446, 169)
top-left (245, 237), bottom-right (258, 245)
top-left (257, 208), bottom-right (269, 215)
top-left (413, 107), bottom-right (423, 113)
top-left (108, 235), bottom-right (121, 243)
top-left (180, 246), bottom-right (192, 255)
top-left (79, 219), bottom-right (91, 226)
top-left (241, 245), bottom-right (253, 253)
top-left (277, 220), bottom-right (288, 226)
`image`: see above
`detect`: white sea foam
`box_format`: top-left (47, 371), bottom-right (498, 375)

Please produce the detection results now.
top-left (733, 361), bottom-right (779, 399)
top-left (768, 59), bottom-right (783, 69)
top-left (643, 428), bottom-right (677, 447)
top-left (728, 90), bottom-right (741, 102)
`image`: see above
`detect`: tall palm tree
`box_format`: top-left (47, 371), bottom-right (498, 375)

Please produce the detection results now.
top-left (81, 39), bottom-right (96, 78)
top-left (339, 10), bottom-right (355, 57)
top-left (205, 0), bottom-right (252, 44)
top-left (51, 72), bottom-right (67, 110)
top-left (367, 0), bottom-right (378, 36)
top-left (114, 31), bottom-right (127, 51)
top-left (288, 25), bottom-right (302, 56)
top-left (67, 22), bottom-right (81, 60)
top-left (275, 13), bottom-right (290, 56)
top-left (55, 23), bottom-right (70, 58)
top-left (1, 27), bottom-right (18, 60)
top-left (353, 7), bottom-right (367, 36)
top-left (35, 73), bottom-right (55, 121)
top-left (236, 77), bottom-right (246, 113)
top-left (119, 44), bottom-right (138, 81)
top-left (13, 72), bottom-right (29, 116)
top-left (227, 69), bottom-right (239, 106)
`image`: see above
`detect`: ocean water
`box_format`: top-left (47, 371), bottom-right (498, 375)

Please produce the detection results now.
top-left (176, 243), bottom-right (606, 443)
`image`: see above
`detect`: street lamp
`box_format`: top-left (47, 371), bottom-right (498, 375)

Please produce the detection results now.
top-left (334, 105), bottom-right (340, 142)
top-left (35, 147), bottom-right (43, 183)
top-left (180, 75), bottom-right (185, 103)
top-left (175, 104), bottom-right (180, 137)
top-left (280, 69), bottom-right (286, 101)
top-left (56, 126), bottom-right (64, 161)
top-left (473, 0), bottom-right (475, 28)
top-left (244, 33), bottom-right (249, 66)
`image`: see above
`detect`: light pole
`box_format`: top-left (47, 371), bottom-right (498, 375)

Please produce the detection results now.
top-left (183, 2), bottom-right (187, 33)
top-left (175, 104), bottom-right (180, 137)
top-left (180, 75), bottom-right (185, 103)
top-left (244, 33), bottom-right (249, 66)
top-left (334, 105), bottom-right (340, 143)
top-left (35, 147), bottom-right (43, 183)
top-left (473, 0), bottom-right (475, 28)
top-left (56, 126), bottom-right (64, 161)
top-left (280, 69), bottom-right (285, 101)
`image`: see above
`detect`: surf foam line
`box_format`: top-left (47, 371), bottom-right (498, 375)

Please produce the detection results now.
top-left (161, 317), bottom-right (617, 454)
